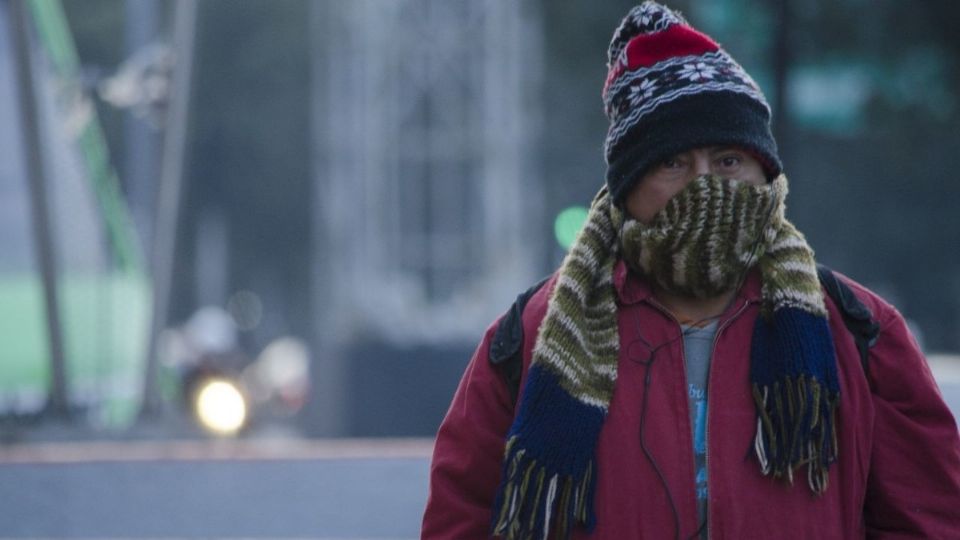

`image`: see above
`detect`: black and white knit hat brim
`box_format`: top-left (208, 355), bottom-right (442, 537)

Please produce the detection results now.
top-left (607, 92), bottom-right (781, 203)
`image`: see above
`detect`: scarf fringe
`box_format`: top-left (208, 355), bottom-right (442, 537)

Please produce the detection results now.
top-left (752, 376), bottom-right (839, 494)
top-left (492, 436), bottom-right (597, 540)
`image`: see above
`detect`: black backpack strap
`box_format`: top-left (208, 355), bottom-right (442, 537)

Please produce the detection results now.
top-left (489, 276), bottom-right (551, 404)
top-left (816, 263), bottom-right (881, 382)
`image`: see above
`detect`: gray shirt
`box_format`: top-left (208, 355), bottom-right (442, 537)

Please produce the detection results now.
top-left (682, 320), bottom-right (719, 538)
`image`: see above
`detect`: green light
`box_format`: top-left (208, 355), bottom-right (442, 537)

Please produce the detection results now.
top-left (554, 206), bottom-right (589, 250)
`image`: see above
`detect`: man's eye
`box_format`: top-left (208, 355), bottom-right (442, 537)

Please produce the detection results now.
top-left (662, 158), bottom-right (682, 169)
top-left (719, 155), bottom-right (741, 168)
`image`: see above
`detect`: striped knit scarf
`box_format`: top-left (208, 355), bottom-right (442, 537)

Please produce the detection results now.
top-left (491, 175), bottom-right (839, 540)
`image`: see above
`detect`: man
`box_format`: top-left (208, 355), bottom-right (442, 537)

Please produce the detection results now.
top-left (421, 2), bottom-right (960, 538)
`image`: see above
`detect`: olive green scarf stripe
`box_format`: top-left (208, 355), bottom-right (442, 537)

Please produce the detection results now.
top-left (538, 308), bottom-right (619, 355)
top-left (567, 199), bottom-right (616, 258)
top-left (536, 311), bottom-right (619, 369)
top-left (535, 288), bottom-right (618, 362)
top-left (757, 219), bottom-right (826, 317)
top-left (762, 247), bottom-right (817, 270)
top-left (751, 175), bottom-right (787, 256)
top-left (552, 266), bottom-right (618, 324)
top-left (559, 256), bottom-right (608, 293)
top-left (767, 283), bottom-right (824, 305)
top-left (536, 313), bottom-right (619, 360)
top-left (535, 333), bottom-right (618, 406)
top-left (550, 271), bottom-right (614, 303)
top-left (681, 178), bottom-right (712, 290)
top-left (762, 264), bottom-right (820, 292)
top-left (765, 235), bottom-right (813, 256)
top-left (563, 240), bottom-right (611, 279)
top-left (733, 183), bottom-right (763, 260)
top-left (759, 275), bottom-right (824, 317)
top-left (724, 175), bottom-right (744, 249)
top-left (530, 187), bottom-right (620, 411)
top-left (536, 324), bottom-right (618, 361)
top-left (765, 220), bottom-right (809, 249)
top-left (693, 177), bottom-right (728, 292)
top-left (667, 186), bottom-right (694, 252)
top-left (537, 360), bottom-right (616, 407)
top-left (651, 225), bottom-right (676, 287)
top-left (673, 178), bottom-right (728, 295)
top-left (573, 220), bottom-right (615, 259)
top-left (537, 340), bottom-right (619, 381)
top-left (549, 241), bottom-right (617, 327)
top-left (702, 197), bottom-right (738, 297)
top-left (730, 177), bottom-right (764, 262)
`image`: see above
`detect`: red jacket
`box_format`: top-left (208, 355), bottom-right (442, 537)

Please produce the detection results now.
top-left (422, 263), bottom-right (960, 539)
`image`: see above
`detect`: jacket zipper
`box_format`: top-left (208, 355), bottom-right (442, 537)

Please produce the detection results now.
top-left (703, 298), bottom-right (754, 539)
top-left (643, 298), bottom-right (693, 537)
top-left (643, 296), bottom-right (756, 538)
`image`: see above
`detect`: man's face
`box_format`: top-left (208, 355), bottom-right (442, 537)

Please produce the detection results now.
top-left (624, 146), bottom-right (767, 223)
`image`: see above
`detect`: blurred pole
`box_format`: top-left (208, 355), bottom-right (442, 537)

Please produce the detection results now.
top-left (140, 0), bottom-right (197, 418)
top-left (10, 0), bottom-right (70, 417)
top-left (771, 0), bottom-right (791, 154)
top-left (124, 0), bottom-right (161, 255)
top-left (307, 0), bottom-right (346, 436)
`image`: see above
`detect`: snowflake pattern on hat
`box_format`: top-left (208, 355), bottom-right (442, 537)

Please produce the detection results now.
top-left (605, 51), bottom-right (767, 150)
top-left (679, 62), bottom-right (719, 81)
top-left (629, 79), bottom-right (658, 105)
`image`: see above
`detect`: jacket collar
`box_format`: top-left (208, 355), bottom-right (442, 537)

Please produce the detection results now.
top-left (613, 259), bottom-right (764, 307)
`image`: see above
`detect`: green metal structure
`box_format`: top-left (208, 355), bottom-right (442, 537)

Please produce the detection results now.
top-left (0, 0), bottom-right (150, 429)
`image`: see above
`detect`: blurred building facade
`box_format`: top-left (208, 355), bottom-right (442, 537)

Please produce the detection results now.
top-left (308, 0), bottom-right (544, 436)
top-left (312, 0), bottom-right (542, 344)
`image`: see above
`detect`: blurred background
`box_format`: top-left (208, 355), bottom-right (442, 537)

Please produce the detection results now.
top-left (1, 0), bottom-right (958, 538)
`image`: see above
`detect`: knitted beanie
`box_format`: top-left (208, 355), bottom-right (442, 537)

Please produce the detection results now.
top-left (603, 2), bottom-right (782, 204)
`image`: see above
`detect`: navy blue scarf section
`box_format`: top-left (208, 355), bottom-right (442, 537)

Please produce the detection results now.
top-left (492, 367), bottom-right (602, 539)
top-left (751, 307), bottom-right (840, 492)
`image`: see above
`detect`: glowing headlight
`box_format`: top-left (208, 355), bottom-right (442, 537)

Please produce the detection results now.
top-left (194, 379), bottom-right (247, 435)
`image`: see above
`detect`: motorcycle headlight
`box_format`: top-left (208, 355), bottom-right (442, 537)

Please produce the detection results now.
top-left (193, 378), bottom-right (247, 435)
